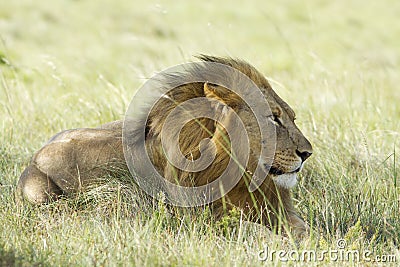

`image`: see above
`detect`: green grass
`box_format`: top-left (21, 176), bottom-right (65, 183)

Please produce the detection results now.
top-left (1, 0), bottom-right (400, 266)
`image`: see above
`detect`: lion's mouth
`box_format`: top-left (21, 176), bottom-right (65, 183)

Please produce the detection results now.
top-left (267, 166), bottom-right (301, 176)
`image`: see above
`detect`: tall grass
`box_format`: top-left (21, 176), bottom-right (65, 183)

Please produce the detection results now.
top-left (1, 0), bottom-right (399, 265)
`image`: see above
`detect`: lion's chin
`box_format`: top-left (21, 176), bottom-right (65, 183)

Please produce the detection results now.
top-left (272, 173), bottom-right (298, 189)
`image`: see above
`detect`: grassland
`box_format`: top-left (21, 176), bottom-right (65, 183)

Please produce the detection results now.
top-left (1, 0), bottom-right (399, 266)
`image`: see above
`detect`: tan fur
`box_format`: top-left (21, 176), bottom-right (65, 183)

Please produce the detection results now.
top-left (17, 56), bottom-right (312, 237)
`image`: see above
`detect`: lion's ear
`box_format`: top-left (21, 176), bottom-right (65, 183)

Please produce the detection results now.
top-left (203, 83), bottom-right (242, 108)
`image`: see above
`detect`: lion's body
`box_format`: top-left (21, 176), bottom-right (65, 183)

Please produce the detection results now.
top-left (17, 121), bottom-right (126, 203)
top-left (17, 56), bottom-right (312, 236)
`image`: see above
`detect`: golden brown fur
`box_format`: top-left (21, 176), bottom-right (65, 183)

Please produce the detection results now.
top-left (17, 55), bottom-right (312, 236)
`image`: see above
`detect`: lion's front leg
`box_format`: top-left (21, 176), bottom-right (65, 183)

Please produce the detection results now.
top-left (266, 185), bottom-right (309, 238)
top-left (287, 211), bottom-right (309, 238)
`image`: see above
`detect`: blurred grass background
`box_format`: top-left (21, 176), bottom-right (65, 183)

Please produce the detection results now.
top-left (0, 0), bottom-right (399, 266)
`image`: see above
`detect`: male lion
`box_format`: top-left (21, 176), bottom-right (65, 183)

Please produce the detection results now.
top-left (17, 56), bottom-right (312, 236)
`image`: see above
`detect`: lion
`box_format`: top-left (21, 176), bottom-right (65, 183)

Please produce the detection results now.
top-left (17, 55), bottom-right (313, 237)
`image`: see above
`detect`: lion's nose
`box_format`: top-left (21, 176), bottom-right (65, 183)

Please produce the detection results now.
top-left (296, 150), bottom-right (312, 162)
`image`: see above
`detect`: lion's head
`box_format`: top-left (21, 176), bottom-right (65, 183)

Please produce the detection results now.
top-left (199, 55), bottom-right (312, 187)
